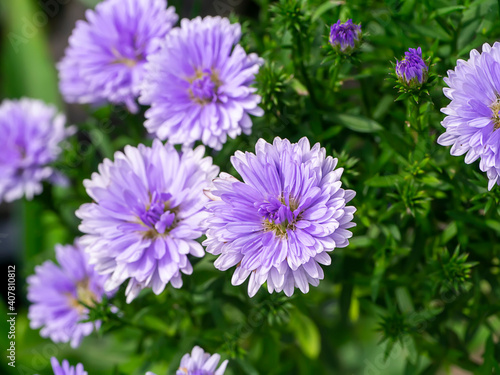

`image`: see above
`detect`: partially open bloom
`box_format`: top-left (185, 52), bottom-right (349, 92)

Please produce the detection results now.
top-left (438, 42), bottom-right (500, 190)
top-left (27, 240), bottom-right (111, 348)
top-left (0, 98), bottom-right (72, 203)
top-left (140, 16), bottom-right (263, 150)
top-left (39, 358), bottom-right (87, 375)
top-left (76, 140), bottom-right (218, 303)
top-left (58, 0), bottom-right (178, 112)
top-left (34, 358), bottom-right (87, 375)
top-left (204, 137), bottom-right (356, 297)
top-left (146, 346), bottom-right (228, 375)
top-left (396, 47), bottom-right (428, 87)
top-left (329, 19), bottom-right (362, 54)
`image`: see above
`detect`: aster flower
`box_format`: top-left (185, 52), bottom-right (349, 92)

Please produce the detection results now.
top-left (27, 240), bottom-right (111, 348)
top-left (0, 98), bottom-right (73, 203)
top-left (58, 0), bottom-right (178, 112)
top-left (438, 42), bottom-right (500, 190)
top-left (395, 47), bottom-right (428, 88)
top-left (204, 137), bottom-right (356, 297)
top-left (36, 358), bottom-right (88, 375)
top-left (76, 140), bottom-right (219, 303)
top-left (140, 16), bottom-right (264, 150)
top-left (329, 19), bottom-right (362, 54)
top-left (146, 346), bottom-right (228, 375)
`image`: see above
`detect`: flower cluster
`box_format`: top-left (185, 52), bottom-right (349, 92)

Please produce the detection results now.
top-left (0, 98), bottom-right (72, 203)
top-left (76, 140), bottom-right (219, 302)
top-left (395, 47), bottom-right (428, 88)
top-left (140, 16), bottom-right (264, 150)
top-left (438, 42), bottom-right (500, 190)
top-left (204, 137), bottom-right (356, 297)
top-left (329, 19), bottom-right (362, 54)
top-left (58, 0), bottom-right (178, 112)
top-left (22, 1), bottom-right (370, 373)
top-left (27, 240), bottom-right (111, 348)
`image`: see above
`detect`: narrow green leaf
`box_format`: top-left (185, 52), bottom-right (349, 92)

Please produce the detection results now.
top-left (288, 309), bottom-right (321, 359)
top-left (330, 113), bottom-right (384, 133)
top-left (365, 174), bottom-right (404, 187)
top-left (312, 1), bottom-right (340, 22)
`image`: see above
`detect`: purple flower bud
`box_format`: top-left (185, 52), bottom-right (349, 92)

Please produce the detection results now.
top-left (329, 19), bottom-right (362, 53)
top-left (396, 47), bottom-right (428, 87)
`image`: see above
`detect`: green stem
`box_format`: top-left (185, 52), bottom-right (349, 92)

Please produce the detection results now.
top-left (406, 98), bottom-right (421, 143)
top-left (111, 314), bottom-right (158, 334)
top-left (330, 56), bottom-right (341, 91)
top-left (293, 31), bottom-right (321, 110)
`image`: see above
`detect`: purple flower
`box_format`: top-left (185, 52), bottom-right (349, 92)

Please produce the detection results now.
top-left (147, 346), bottom-right (228, 375)
top-left (27, 240), bottom-right (111, 348)
top-left (0, 98), bottom-right (73, 203)
top-left (39, 358), bottom-right (87, 375)
top-left (204, 137), bottom-right (356, 297)
top-left (58, 0), bottom-right (178, 112)
top-left (438, 42), bottom-right (500, 190)
top-left (76, 140), bottom-right (219, 303)
top-left (329, 19), bottom-right (362, 53)
top-left (140, 16), bottom-right (264, 150)
top-left (395, 47), bottom-right (428, 87)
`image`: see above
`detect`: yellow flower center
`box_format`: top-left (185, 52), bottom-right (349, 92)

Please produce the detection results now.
top-left (67, 278), bottom-right (98, 313)
top-left (491, 97), bottom-right (500, 130)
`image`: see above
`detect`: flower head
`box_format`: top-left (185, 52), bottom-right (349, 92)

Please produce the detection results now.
top-left (438, 42), bottom-right (500, 190)
top-left (58, 0), bottom-right (178, 112)
top-left (76, 140), bottom-right (219, 303)
top-left (396, 47), bottom-right (428, 88)
top-left (27, 240), bottom-right (111, 348)
top-left (329, 19), bottom-right (362, 54)
top-left (147, 346), bottom-right (228, 375)
top-left (42, 358), bottom-right (87, 375)
top-left (204, 137), bottom-right (356, 297)
top-left (140, 16), bottom-right (264, 150)
top-left (0, 98), bottom-right (72, 203)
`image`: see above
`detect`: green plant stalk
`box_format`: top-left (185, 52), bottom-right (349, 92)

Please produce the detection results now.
top-left (292, 30), bottom-right (321, 110)
top-left (405, 98), bottom-right (420, 143)
top-left (329, 56), bottom-right (342, 90)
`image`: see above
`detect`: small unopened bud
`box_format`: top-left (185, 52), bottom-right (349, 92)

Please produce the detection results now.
top-left (329, 19), bottom-right (362, 54)
top-left (395, 47), bottom-right (428, 88)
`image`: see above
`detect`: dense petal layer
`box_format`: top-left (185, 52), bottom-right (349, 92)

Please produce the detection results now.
top-left (140, 16), bottom-right (263, 150)
top-left (438, 42), bottom-right (500, 190)
top-left (204, 137), bottom-right (356, 297)
top-left (76, 140), bottom-right (218, 302)
top-left (27, 240), bottom-right (111, 348)
top-left (58, 0), bottom-right (177, 112)
top-left (0, 98), bottom-right (72, 203)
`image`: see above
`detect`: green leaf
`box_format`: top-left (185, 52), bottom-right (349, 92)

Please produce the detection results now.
top-left (288, 308), bottom-right (321, 359)
top-left (365, 174), bottom-right (404, 187)
top-left (311, 1), bottom-right (341, 22)
top-left (477, 334), bottom-right (500, 374)
top-left (485, 220), bottom-right (500, 233)
top-left (330, 113), bottom-right (384, 133)
top-left (395, 287), bottom-right (414, 314)
top-left (441, 222), bottom-right (457, 245)
top-left (431, 5), bottom-right (466, 17)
